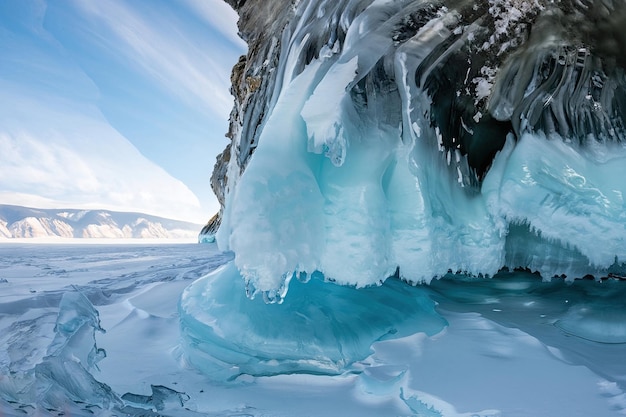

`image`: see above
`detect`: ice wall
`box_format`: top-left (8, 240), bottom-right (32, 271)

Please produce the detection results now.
top-left (213, 0), bottom-right (626, 299)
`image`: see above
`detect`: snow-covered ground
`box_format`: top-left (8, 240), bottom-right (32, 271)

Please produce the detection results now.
top-left (1, 243), bottom-right (626, 416)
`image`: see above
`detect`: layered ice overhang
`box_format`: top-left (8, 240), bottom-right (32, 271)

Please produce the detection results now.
top-left (208, 0), bottom-right (626, 300)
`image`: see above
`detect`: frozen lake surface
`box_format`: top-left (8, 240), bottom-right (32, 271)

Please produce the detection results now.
top-left (1, 243), bottom-right (626, 416)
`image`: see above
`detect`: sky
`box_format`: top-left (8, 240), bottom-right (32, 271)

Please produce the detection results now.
top-left (0, 0), bottom-right (247, 223)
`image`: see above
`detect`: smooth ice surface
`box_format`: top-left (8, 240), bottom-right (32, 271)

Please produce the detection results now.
top-left (179, 262), bottom-right (447, 380)
top-left (3, 244), bottom-right (626, 416)
top-left (216, 0), bottom-right (626, 297)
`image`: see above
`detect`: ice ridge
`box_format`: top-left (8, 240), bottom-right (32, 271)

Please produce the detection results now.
top-left (0, 290), bottom-right (122, 412)
top-left (0, 288), bottom-right (200, 415)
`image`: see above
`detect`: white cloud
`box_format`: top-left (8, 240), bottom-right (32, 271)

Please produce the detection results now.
top-left (180, 0), bottom-right (247, 49)
top-left (0, 132), bottom-right (99, 194)
top-left (0, 1), bottom-right (243, 224)
top-left (0, 90), bottom-right (208, 223)
top-left (70, 0), bottom-right (245, 120)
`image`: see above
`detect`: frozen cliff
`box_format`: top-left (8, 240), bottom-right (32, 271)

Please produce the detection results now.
top-left (204, 0), bottom-right (626, 300)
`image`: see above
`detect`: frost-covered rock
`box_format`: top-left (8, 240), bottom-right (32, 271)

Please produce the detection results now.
top-left (212, 0), bottom-right (626, 298)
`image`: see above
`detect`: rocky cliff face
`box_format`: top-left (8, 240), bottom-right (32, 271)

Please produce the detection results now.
top-left (205, 0), bottom-right (297, 238)
top-left (205, 0), bottom-right (626, 236)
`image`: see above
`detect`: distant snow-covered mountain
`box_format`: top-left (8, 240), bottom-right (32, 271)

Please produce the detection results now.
top-left (0, 205), bottom-right (202, 239)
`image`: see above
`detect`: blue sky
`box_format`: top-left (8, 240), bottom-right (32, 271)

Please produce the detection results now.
top-left (0, 0), bottom-right (246, 223)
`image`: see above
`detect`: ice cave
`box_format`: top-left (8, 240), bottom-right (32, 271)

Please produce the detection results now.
top-left (188, 0), bottom-right (626, 405)
top-left (4, 0), bottom-right (626, 416)
top-left (186, 0), bottom-right (626, 403)
top-left (204, 0), bottom-right (626, 296)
